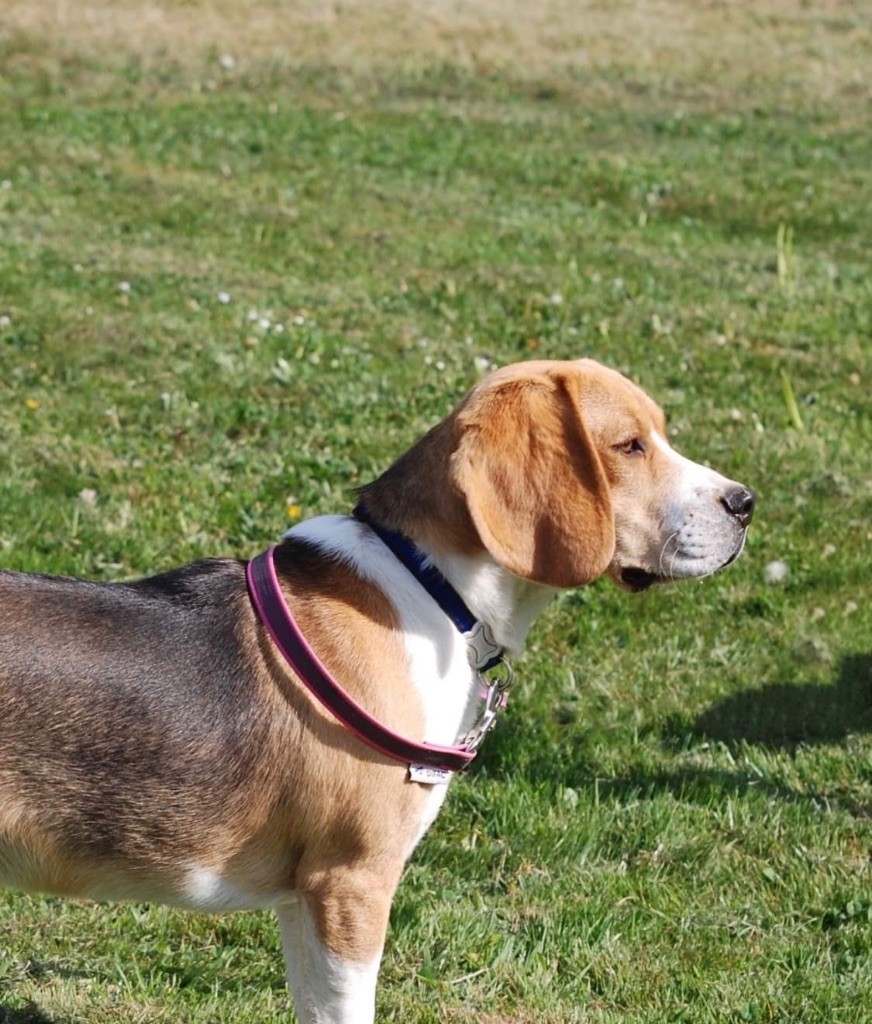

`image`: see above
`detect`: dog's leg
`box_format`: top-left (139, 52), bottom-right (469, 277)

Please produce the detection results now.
top-left (277, 873), bottom-right (393, 1024)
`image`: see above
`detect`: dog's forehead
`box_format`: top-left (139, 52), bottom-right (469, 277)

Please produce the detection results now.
top-left (571, 360), bottom-right (665, 432)
top-left (470, 359), bottom-right (664, 434)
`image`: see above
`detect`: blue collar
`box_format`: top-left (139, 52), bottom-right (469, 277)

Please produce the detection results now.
top-left (353, 504), bottom-right (504, 672)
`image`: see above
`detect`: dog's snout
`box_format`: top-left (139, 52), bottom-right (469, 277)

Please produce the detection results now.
top-left (721, 485), bottom-right (756, 526)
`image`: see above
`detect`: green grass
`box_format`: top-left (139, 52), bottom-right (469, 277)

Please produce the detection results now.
top-left (1, 4), bottom-right (870, 1021)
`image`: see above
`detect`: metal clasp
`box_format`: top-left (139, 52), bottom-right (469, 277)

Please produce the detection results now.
top-left (461, 656), bottom-right (514, 753)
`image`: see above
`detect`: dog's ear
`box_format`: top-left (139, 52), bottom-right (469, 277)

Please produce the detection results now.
top-left (452, 369), bottom-right (615, 588)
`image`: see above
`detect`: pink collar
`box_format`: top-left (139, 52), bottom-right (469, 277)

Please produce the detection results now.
top-left (246, 546), bottom-right (482, 776)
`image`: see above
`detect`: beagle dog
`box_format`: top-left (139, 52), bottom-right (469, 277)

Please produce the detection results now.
top-left (0, 359), bottom-right (754, 1023)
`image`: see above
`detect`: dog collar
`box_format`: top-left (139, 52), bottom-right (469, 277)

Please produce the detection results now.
top-left (247, 546), bottom-right (493, 777)
top-left (353, 504), bottom-right (504, 672)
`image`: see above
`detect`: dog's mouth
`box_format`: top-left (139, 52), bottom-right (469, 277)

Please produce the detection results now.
top-left (619, 534), bottom-right (748, 593)
top-left (619, 567), bottom-right (661, 592)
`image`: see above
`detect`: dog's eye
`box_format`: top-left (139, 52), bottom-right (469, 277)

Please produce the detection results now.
top-left (615, 437), bottom-right (647, 456)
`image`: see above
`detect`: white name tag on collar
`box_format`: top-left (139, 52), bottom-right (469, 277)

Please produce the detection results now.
top-left (409, 764), bottom-right (453, 785)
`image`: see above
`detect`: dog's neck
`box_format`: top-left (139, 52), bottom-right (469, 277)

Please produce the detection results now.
top-left (427, 549), bottom-right (556, 656)
top-left (356, 427), bottom-right (557, 658)
top-left (353, 501), bottom-right (555, 657)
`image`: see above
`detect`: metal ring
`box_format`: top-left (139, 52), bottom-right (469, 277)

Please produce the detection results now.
top-left (485, 656), bottom-right (514, 692)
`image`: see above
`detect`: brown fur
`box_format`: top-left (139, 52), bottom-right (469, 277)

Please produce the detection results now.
top-left (0, 543), bottom-right (427, 961)
top-left (0, 357), bottom-right (752, 981)
top-left (358, 359), bottom-right (663, 588)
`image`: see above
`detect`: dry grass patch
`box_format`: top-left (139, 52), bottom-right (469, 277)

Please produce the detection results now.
top-left (2, 0), bottom-right (870, 111)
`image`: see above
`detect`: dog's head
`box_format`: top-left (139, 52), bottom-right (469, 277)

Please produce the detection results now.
top-left (449, 359), bottom-right (754, 591)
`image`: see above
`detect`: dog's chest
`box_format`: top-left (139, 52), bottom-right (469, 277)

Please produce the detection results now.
top-left (288, 517), bottom-right (483, 851)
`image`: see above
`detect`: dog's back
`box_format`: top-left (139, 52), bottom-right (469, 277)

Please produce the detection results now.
top-left (0, 561), bottom-right (274, 901)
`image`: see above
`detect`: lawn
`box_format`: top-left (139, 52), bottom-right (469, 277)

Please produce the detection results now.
top-left (0, 2), bottom-right (869, 1022)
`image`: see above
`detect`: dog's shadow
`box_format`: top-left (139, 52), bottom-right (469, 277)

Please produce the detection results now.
top-left (480, 652), bottom-right (871, 808)
top-left (1, 958), bottom-right (95, 1024)
top-left (687, 651), bottom-right (872, 748)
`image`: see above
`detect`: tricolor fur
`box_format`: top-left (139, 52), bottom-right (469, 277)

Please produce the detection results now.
top-left (0, 359), bottom-right (754, 1022)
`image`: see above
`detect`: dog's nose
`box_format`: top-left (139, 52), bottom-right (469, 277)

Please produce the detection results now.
top-left (721, 486), bottom-right (756, 527)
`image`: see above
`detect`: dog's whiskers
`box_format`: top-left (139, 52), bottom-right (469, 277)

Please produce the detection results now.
top-left (657, 533), bottom-right (679, 582)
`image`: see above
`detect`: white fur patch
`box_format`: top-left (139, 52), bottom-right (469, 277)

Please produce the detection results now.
top-left (651, 430), bottom-right (727, 495)
top-left (180, 866), bottom-right (277, 912)
top-left (288, 515), bottom-right (487, 853)
top-left (278, 895), bottom-right (382, 1024)
top-left (649, 431), bottom-right (746, 576)
top-left (432, 549), bottom-right (556, 655)
top-left (288, 517), bottom-right (479, 750)
top-left (287, 515), bottom-right (558, 853)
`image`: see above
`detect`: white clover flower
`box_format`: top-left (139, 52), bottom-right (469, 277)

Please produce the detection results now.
top-left (118, 281), bottom-right (131, 294)
top-left (763, 560), bottom-right (789, 584)
top-left (218, 54), bottom-right (236, 70)
top-left (217, 291), bottom-right (231, 304)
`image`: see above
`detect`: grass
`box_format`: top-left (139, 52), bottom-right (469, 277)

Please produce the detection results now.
top-left (0, 2), bottom-right (870, 1021)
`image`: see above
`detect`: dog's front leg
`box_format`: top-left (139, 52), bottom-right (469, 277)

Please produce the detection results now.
top-left (276, 869), bottom-right (396, 1024)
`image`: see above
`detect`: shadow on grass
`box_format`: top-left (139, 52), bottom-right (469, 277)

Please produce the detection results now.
top-left (479, 653), bottom-right (872, 817)
top-left (687, 651), bottom-right (872, 748)
top-left (0, 1005), bottom-right (60, 1024)
top-left (591, 761), bottom-right (870, 819)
